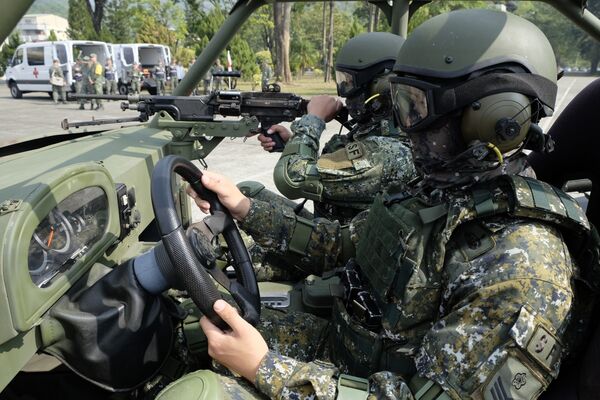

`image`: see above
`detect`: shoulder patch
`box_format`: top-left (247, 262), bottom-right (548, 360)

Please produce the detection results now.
top-left (345, 142), bottom-right (364, 160)
top-left (317, 148), bottom-right (353, 170)
top-left (481, 356), bottom-right (544, 400)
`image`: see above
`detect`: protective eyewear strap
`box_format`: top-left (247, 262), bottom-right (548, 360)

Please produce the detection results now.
top-left (434, 73), bottom-right (557, 117)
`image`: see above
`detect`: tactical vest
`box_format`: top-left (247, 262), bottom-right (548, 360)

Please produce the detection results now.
top-left (155, 68), bottom-right (165, 80)
top-left (73, 65), bottom-right (83, 81)
top-left (105, 67), bottom-right (115, 81)
top-left (330, 175), bottom-right (594, 378)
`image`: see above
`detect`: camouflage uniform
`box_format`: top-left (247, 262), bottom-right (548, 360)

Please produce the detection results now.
top-left (72, 62), bottom-right (84, 108)
top-left (88, 59), bottom-right (104, 109)
top-left (239, 114), bottom-right (415, 281)
top-left (49, 64), bottom-right (66, 103)
top-left (154, 65), bottom-right (166, 96)
top-left (130, 65), bottom-right (142, 94)
top-left (234, 172), bottom-right (586, 399)
top-left (81, 60), bottom-right (91, 108)
top-left (104, 62), bottom-right (118, 95)
top-left (276, 114), bottom-right (416, 224)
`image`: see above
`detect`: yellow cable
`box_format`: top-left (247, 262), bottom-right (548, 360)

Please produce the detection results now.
top-left (487, 143), bottom-right (504, 164)
top-left (365, 93), bottom-right (381, 104)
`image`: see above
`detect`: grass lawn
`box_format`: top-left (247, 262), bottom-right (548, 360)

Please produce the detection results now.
top-left (232, 76), bottom-right (337, 97)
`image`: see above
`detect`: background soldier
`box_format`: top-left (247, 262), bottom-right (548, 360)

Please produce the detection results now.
top-left (72, 58), bottom-right (84, 109)
top-left (104, 57), bottom-right (118, 95)
top-left (202, 68), bottom-right (212, 94)
top-left (154, 60), bottom-right (166, 95)
top-left (79, 55), bottom-right (90, 110)
top-left (182, 9), bottom-right (591, 400)
top-left (130, 62), bottom-right (141, 94)
top-left (169, 59), bottom-right (179, 93)
top-left (88, 53), bottom-right (104, 110)
top-left (49, 58), bottom-right (66, 104)
top-left (211, 59), bottom-right (224, 91)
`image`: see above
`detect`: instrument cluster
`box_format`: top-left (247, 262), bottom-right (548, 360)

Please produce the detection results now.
top-left (27, 187), bottom-right (108, 287)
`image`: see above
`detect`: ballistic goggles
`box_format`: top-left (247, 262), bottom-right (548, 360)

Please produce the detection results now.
top-left (390, 72), bottom-right (557, 132)
top-left (336, 62), bottom-right (394, 98)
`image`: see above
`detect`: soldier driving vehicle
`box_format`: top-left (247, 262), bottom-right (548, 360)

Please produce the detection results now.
top-left (0, 1), bottom-right (599, 400)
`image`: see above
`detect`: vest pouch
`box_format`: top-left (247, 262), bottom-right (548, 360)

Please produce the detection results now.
top-left (356, 195), bottom-right (425, 305)
top-left (330, 298), bottom-right (382, 377)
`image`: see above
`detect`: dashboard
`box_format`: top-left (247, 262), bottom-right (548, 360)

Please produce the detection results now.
top-left (0, 162), bottom-right (121, 341)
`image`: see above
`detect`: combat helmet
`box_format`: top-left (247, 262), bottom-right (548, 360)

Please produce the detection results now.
top-left (391, 9), bottom-right (558, 153)
top-left (336, 32), bottom-right (405, 121)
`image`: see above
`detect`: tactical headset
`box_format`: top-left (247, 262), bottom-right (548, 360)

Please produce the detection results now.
top-left (461, 92), bottom-right (532, 153)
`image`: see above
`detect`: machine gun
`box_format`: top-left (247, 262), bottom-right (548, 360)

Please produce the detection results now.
top-left (65, 91), bottom-right (347, 152)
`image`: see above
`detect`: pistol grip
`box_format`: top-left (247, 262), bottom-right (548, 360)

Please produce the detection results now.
top-left (265, 132), bottom-right (285, 153)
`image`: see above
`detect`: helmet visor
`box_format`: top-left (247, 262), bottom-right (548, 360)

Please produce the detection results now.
top-left (336, 69), bottom-right (359, 97)
top-left (390, 83), bottom-right (429, 129)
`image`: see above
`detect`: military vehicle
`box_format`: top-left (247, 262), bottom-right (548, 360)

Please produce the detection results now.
top-left (0, 0), bottom-right (599, 399)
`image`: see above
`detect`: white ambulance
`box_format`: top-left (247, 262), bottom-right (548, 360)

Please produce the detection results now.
top-left (113, 43), bottom-right (171, 94)
top-left (5, 40), bottom-right (110, 98)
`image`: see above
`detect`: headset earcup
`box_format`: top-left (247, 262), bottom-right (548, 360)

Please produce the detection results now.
top-left (461, 92), bottom-right (532, 153)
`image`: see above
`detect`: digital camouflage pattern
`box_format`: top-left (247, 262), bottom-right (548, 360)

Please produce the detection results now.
top-left (279, 114), bottom-right (416, 224)
top-left (237, 177), bottom-right (583, 400)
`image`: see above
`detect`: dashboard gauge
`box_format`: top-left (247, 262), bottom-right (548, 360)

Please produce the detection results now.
top-left (28, 186), bottom-right (109, 287)
top-left (32, 210), bottom-right (73, 254)
top-left (27, 245), bottom-right (48, 276)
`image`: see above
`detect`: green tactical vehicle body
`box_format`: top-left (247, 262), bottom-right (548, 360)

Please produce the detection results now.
top-left (0, 0), bottom-right (598, 398)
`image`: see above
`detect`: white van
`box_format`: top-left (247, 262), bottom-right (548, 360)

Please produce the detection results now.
top-left (5, 40), bottom-right (111, 99)
top-left (113, 43), bottom-right (171, 94)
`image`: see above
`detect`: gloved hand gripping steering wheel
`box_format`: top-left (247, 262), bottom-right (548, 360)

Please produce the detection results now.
top-left (151, 155), bottom-right (260, 329)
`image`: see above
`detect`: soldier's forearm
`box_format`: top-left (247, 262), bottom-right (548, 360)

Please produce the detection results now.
top-left (254, 351), bottom-right (338, 400)
top-left (239, 198), bottom-right (346, 273)
top-left (289, 114), bottom-right (326, 151)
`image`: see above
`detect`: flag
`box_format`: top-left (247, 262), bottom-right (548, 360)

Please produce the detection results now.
top-left (227, 50), bottom-right (233, 72)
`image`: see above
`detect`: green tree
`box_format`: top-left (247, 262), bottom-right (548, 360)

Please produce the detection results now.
top-left (133, 0), bottom-right (187, 49)
top-left (104, 0), bottom-right (135, 43)
top-left (184, 1), bottom-right (258, 78)
top-left (515, 0), bottom-right (600, 71)
top-left (48, 29), bottom-right (58, 41)
top-left (0, 32), bottom-right (22, 76)
top-left (68, 0), bottom-right (96, 39)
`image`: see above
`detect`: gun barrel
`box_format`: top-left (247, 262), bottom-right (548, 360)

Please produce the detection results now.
top-left (61, 116), bottom-right (143, 130)
top-left (67, 93), bottom-right (145, 102)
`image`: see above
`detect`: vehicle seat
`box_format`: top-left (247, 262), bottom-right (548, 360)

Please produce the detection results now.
top-left (529, 78), bottom-right (600, 400)
top-left (155, 370), bottom-right (226, 400)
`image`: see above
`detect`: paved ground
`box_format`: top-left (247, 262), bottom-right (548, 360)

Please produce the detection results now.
top-left (1, 76), bottom-right (597, 221)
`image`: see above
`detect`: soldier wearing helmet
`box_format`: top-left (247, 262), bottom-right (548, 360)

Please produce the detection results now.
top-left (179, 9), bottom-right (591, 400)
top-left (245, 32), bottom-right (416, 227)
top-left (239, 32), bottom-right (415, 281)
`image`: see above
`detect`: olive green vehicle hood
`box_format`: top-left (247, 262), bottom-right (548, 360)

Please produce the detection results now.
top-left (0, 125), bottom-right (176, 390)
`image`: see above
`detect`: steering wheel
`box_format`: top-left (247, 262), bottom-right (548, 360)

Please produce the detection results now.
top-left (151, 155), bottom-right (260, 330)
